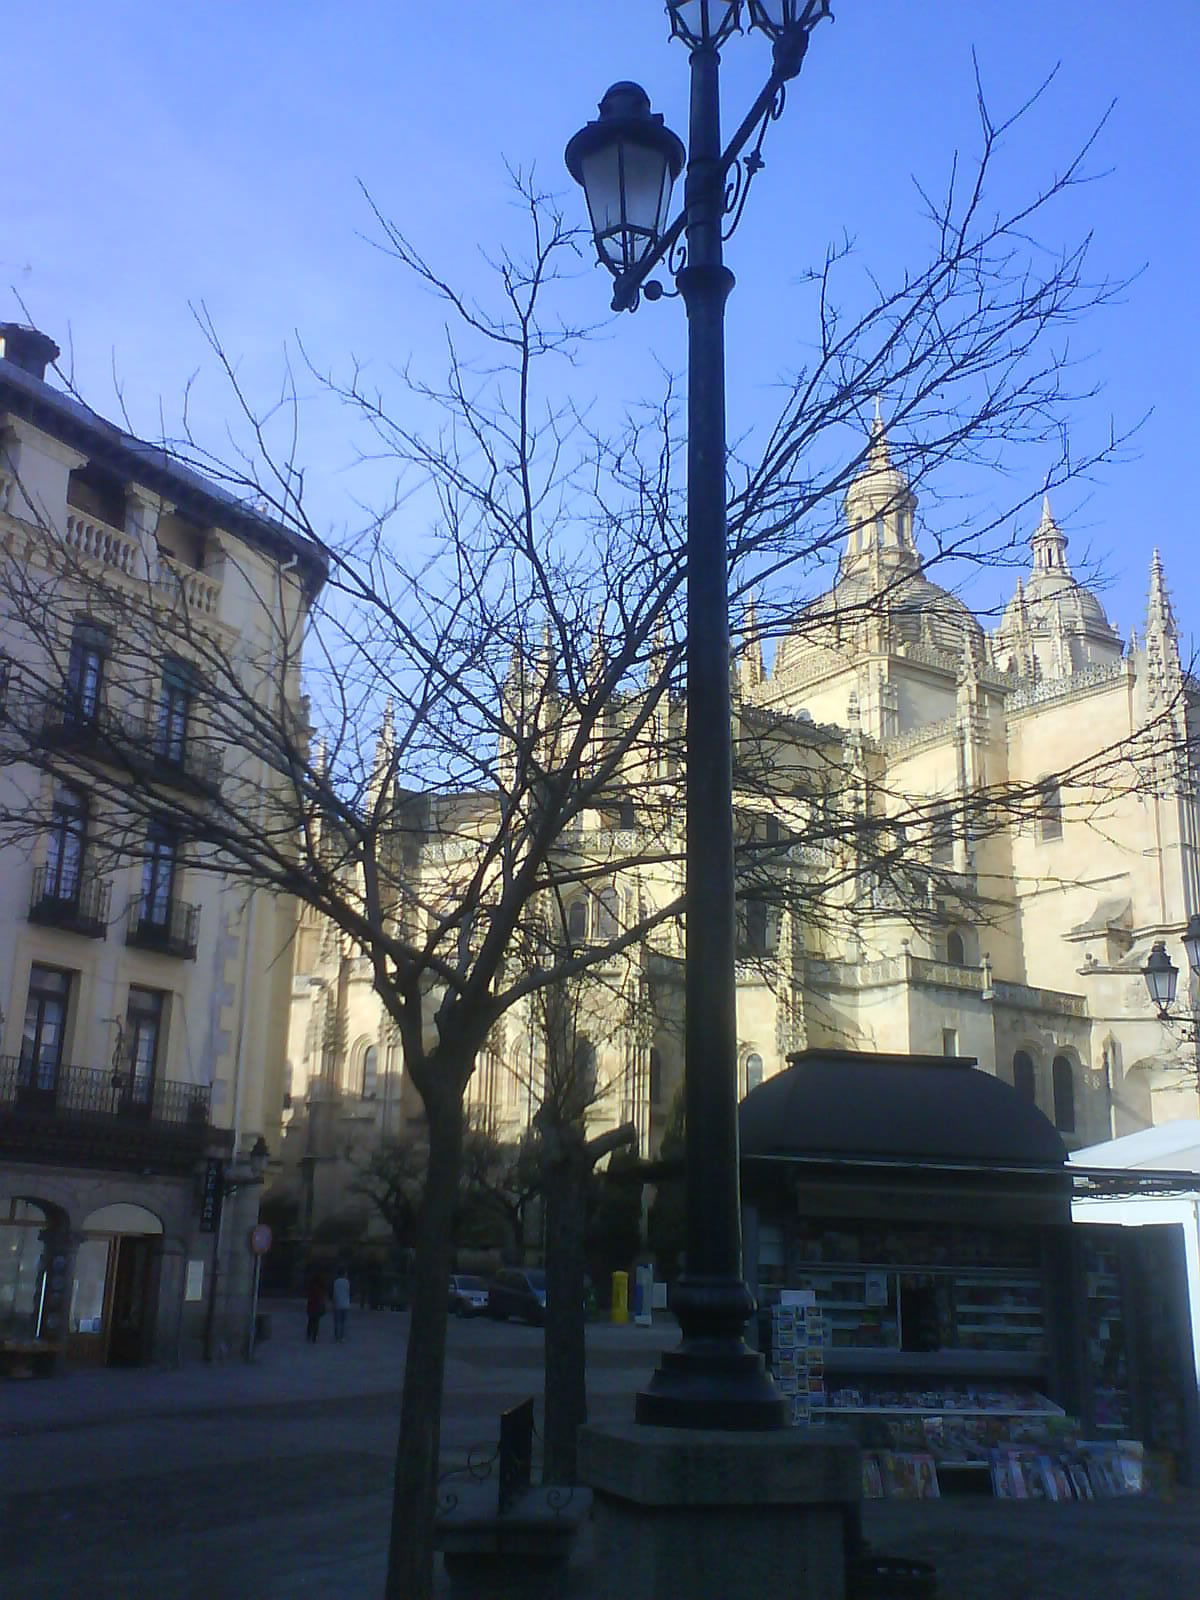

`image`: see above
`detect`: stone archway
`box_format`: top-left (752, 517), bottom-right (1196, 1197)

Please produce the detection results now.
top-left (73, 1201), bottom-right (167, 1368)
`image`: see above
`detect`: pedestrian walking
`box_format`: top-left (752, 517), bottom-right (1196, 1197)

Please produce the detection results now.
top-left (305, 1269), bottom-right (327, 1344)
top-left (331, 1266), bottom-right (351, 1342)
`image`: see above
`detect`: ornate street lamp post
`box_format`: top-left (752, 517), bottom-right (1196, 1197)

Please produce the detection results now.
top-left (567, 0), bottom-right (832, 1429)
top-left (1143, 940), bottom-right (1181, 1022)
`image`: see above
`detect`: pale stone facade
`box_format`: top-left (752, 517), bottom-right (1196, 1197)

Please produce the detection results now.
top-left (0, 325), bottom-right (323, 1367)
top-left (285, 415), bottom-right (1199, 1236)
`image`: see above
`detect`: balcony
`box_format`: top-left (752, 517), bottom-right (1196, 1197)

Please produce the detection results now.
top-left (30, 690), bottom-right (116, 754)
top-left (2, 688), bottom-right (221, 801)
top-left (27, 865), bottom-right (111, 939)
top-left (141, 730), bottom-right (223, 796)
top-left (0, 1056), bottom-right (229, 1172)
top-left (126, 895), bottom-right (200, 960)
top-left (119, 712), bottom-right (222, 799)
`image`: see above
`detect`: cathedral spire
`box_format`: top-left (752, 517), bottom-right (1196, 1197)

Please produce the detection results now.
top-left (368, 698), bottom-right (395, 811)
top-left (868, 394), bottom-right (888, 461)
top-left (589, 604), bottom-right (607, 687)
top-left (737, 591), bottom-right (766, 694)
top-left (1031, 494), bottom-right (1070, 577)
top-left (1143, 547), bottom-right (1182, 709)
top-left (1146, 547), bottom-right (1177, 641)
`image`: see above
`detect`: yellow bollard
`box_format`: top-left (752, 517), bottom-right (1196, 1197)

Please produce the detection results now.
top-left (611, 1269), bottom-right (629, 1324)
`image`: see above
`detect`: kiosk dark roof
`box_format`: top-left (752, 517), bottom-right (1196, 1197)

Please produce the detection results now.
top-left (740, 1048), bottom-right (1068, 1168)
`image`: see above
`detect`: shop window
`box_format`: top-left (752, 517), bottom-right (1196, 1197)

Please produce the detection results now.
top-left (0, 1198), bottom-right (49, 1338)
top-left (69, 1239), bottom-right (110, 1336)
top-left (1052, 1055), bottom-right (1076, 1133)
top-left (745, 1052), bottom-right (764, 1094)
top-left (1013, 1050), bottom-right (1036, 1103)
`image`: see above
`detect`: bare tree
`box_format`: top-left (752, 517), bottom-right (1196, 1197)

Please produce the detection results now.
top-left (508, 948), bottom-right (645, 1484)
top-left (0, 88), bottom-right (1170, 1594)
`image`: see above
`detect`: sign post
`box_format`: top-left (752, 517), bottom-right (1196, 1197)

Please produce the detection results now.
top-left (200, 1160), bottom-right (226, 1364)
top-left (245, 1223), bottom-right (272, 1363)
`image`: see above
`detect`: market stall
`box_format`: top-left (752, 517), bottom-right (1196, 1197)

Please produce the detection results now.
top-left (739, 1049), bottom-right (1199, 1492)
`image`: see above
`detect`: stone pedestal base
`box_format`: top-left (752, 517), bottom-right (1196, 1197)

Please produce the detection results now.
top-left (578, 1423), bottom-right (859, 1600)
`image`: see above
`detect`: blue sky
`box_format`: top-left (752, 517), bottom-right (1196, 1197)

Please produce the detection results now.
top-left (6, 2), bottom-right (1197, 647)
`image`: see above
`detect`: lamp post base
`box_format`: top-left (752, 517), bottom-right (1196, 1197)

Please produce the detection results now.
top-left (635, 1338), bottom-right (788, 1428)
top-left (579, 1422), bottom-right (860, 1600)
top-left (636, 1272), bottom-right (787, 1428)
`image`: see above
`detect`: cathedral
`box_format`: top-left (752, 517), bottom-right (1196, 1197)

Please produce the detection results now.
top-left (282, 420), bottom-right (1200, 1233)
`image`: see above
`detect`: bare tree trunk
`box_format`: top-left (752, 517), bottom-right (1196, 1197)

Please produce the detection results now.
top-left (385, 1083), bottom-right (465, 1600)
top-left (542, 1148), bottom-right (588, 1484)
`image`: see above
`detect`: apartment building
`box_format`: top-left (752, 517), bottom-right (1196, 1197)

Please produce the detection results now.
top-left (0, 324), bottom-right (324, 1371)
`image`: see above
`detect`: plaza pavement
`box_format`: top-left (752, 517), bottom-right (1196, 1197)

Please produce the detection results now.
top-left (4, 1300), bottom-right (1200, 1598)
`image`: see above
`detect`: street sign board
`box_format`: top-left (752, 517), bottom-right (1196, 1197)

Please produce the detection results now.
top-left (199, 1158), bottom-right (224, 1234)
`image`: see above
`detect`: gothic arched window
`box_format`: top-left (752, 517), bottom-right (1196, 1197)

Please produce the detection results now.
top-left (1013, 1050), bottom-right (1036, 1103)
top-left (946, 930), bottom-right (966, 967)
top-left (362, 1045), bottom-right (378, 1100)
top-left (594, 886), bottom-right (619, 942)
top-left (566, 897), bottom-right (588, 943)
top-left (744, 1053), bottom-right (764, 1095)
top-left (1037, 779), bottom-right (1063, 842)
top-left (571, 1036), bottom-right (597, 1112)
top-left (1052, 1055), bottom-right (1075, 1133)
top-left (649, 1047), bottom-right (664, 1106)
top-left (737, 897), bottom-right (769, 957)
top-left (931, 814), bottom-right (954, 864)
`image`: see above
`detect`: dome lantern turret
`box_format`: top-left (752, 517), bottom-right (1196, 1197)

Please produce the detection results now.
top-left (841, 401), bottom-right (918, 581)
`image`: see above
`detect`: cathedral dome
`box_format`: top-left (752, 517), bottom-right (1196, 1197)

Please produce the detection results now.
top-left (994, 498), bottom-right (1123, 675)
top-left (789, 567), bottom-right (982, 660)
top-left (773, 412), bottom-right (983, 682)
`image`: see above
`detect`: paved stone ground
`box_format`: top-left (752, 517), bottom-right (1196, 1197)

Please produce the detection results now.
top-left (4, 1301), bottom-right (1199, 1598)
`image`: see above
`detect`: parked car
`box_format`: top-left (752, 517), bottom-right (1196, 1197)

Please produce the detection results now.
top-left (487, 1267), bottom-right (548, 1325)
top-left (448, 1274), bottom-right (490, 1317)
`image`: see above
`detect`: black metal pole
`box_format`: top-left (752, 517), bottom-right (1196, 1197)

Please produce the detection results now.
top-left (637, 38), bottom-right (785, 1430)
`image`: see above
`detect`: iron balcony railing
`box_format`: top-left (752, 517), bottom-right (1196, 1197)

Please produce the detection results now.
top-left (0, 1055), bottom-right (212, 1129)
top-left (27, 864), bottom-right (112, 939)
top-left (1, 687), bottom-right (221, 798)
top-left (140, 722), bottom-right (223, 795)
top-left (126, 894), bottom-right (200, 960)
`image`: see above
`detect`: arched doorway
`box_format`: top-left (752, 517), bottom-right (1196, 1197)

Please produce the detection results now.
top-left (73, 1203), bottom-right (163, 1368)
